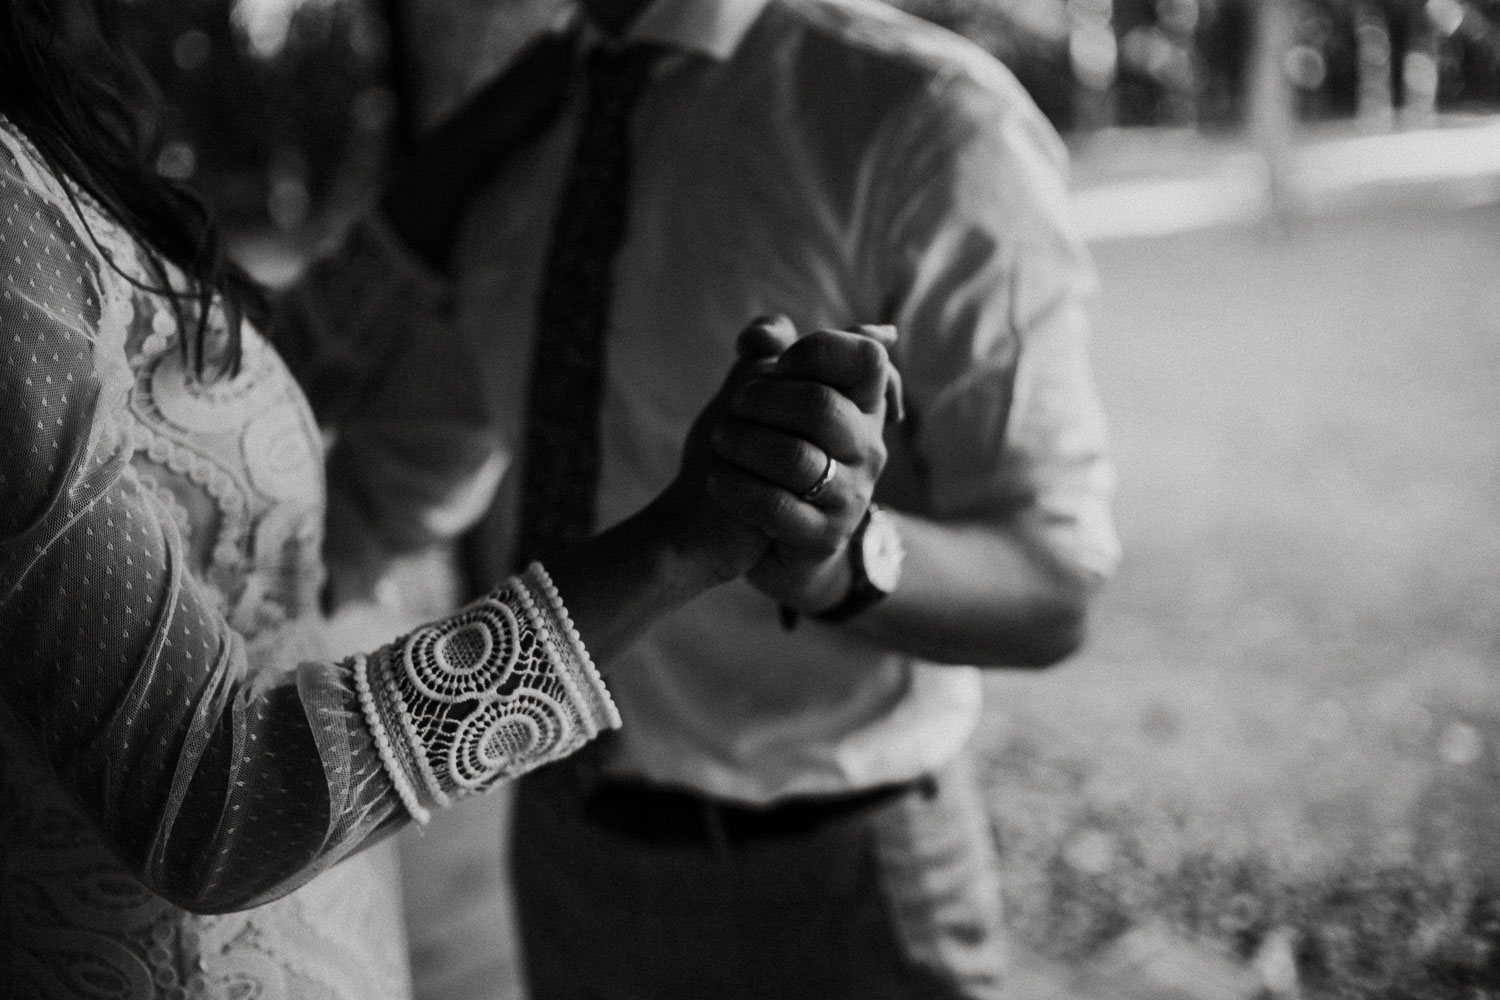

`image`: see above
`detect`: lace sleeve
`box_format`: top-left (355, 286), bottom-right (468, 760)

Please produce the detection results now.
top-left (355, 563), bottom-right (618, 823)
top-left (0, 121), bottom-right (617, 914)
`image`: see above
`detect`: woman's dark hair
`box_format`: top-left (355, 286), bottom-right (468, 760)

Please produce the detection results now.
top-left (0, 0), bottom-right (265, 378)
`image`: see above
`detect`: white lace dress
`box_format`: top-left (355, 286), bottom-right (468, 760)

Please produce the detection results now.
top-left (0, 117), bottom-right (619, 999)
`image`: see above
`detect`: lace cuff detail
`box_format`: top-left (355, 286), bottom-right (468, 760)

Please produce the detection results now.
top-left (355, 563), bottom-right (619, 823)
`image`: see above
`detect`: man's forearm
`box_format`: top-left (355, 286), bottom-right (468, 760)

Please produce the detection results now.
top-left (839, 509), bottom-right (1097, 668)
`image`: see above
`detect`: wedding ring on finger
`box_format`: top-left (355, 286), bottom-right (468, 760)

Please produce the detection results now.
top-left (800, 453), bottom-right (838, 502)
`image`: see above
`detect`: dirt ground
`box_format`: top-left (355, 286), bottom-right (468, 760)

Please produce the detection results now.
top-left (982, 196), bottom-right (1500, 997)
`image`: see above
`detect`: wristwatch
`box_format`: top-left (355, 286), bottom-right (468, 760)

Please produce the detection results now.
top-left (810, 503), bottom-right (905, 623)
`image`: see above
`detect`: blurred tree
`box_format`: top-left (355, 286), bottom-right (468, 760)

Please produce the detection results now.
top-left (1113, 0), bottom-right (1202, 125)
top-left (893, 0), bottom-right (1500, 128)
top-left (1431, 0), bottom-right (1500, 108)
top-left (117, 0), bottom-right (394, 235)
top-left (1197, 0), bottom-right (1253, 126)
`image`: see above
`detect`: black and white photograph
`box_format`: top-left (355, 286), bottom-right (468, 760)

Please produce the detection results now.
top-left (1, 1), bottom-right (1497, 998)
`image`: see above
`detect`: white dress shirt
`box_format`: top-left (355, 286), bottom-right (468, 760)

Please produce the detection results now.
top-left (455, 0), bottom-right (1120, 803)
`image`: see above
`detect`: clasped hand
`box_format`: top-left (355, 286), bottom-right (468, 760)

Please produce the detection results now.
top-left (662, 316), bottom-right (899, 614)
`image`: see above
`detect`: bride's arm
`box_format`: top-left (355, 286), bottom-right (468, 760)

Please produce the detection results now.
top-left (0, 133), bottom-right (890, 915)
top-left (0, 165), bottom-right (601, 911)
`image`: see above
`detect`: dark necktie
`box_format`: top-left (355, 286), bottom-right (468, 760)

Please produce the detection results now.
top-left (513, 43), bottom-right (666, 568)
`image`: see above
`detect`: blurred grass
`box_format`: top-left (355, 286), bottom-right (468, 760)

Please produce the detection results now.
top-left (978, 199), bottom-right (1500, 997)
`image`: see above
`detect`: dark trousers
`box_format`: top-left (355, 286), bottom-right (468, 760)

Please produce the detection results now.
top-left (509, 748), bottom-right (1010, 1000)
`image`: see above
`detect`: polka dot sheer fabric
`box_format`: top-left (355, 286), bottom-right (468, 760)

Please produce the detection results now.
top-left (0, 116), bottom-right (617, 999)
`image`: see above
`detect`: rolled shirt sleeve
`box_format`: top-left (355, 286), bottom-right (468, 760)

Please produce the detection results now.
top-left (874, 66), bottom-right (1120, 582)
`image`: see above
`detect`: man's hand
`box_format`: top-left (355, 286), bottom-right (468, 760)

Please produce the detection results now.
top-left (545, 317), bottom-right (826, 666)
top-left (707, 319), bottom-right (900, 613)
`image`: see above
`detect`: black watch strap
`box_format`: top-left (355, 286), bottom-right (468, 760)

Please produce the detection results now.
top-left (808, 577), bottom-right (888, 623)
top-left (813, 505), bottom-right (893, 623)
top-left (778, 505), bottom-right (903, 629)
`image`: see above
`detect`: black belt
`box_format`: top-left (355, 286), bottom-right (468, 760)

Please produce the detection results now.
top-left (581, 777), bottom-right (934, 845)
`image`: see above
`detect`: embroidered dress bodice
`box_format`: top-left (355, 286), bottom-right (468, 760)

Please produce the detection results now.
top-left (0, 118), bottom-right (618, 999)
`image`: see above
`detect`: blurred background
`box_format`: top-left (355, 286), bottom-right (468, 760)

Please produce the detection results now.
top-left (115, 1), bottom-right (1500, 997)
top-left (114, 0), bottom-right (1500, 230)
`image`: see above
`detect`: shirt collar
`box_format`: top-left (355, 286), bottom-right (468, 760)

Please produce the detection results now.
top-left (567, 0), bottom-right (768, 61)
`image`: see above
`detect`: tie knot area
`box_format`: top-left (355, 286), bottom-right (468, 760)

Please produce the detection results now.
top-left (584, 43), bottom-right (669, 107)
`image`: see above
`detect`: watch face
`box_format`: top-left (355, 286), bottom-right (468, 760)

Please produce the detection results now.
top-left (860, 509), bottom-right (905, 593)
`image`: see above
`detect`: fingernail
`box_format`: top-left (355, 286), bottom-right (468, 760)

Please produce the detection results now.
top-left (888, 390), bottom-right (905, 424)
